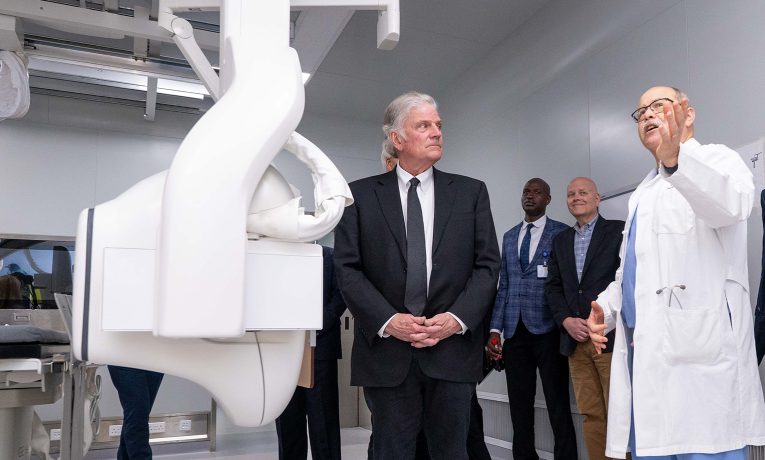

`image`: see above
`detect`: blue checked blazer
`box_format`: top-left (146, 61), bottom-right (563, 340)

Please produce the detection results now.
top-left (490, 218), bottom-right (568, 338)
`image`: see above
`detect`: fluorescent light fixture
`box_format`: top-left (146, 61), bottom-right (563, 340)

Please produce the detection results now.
top-left (27, 52), bottom-right (311, 97)
top-left (27, 56), bottom-right (209, 99)
top-left (157, 78), bottom-right (206, 99)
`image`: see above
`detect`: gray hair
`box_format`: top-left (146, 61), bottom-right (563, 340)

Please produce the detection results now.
top-left (381, 91), bottom-right (438, 160)
top-left (670, 86), bottom-right (689, 102)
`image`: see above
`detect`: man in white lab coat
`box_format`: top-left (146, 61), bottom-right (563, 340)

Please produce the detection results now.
top-left (588, 86), bottom-right (765, 460)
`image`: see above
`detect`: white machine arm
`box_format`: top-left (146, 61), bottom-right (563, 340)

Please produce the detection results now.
top-left (155, 0), bottom-right (303, 338)
top-left (247, 132), bottom-right (352, 242)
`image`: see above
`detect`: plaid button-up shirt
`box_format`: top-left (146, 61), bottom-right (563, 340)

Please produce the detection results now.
top-left (573, 214), bottom-right (599, 281)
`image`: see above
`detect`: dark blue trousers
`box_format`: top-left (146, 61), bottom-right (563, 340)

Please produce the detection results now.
top-left (276, 358), bottom-right (341, 460)
top-left (107, 366), bottom-right (164, 460)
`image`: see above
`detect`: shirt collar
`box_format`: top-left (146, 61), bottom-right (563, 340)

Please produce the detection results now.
top-left (523, 214), bottom-right (546, 230)
top-left (683, 137), bottom-right (700, 148)
top-left (396, 165), bottom-right (434, 192)
top-left (574, 213), bottom-right (599, 232)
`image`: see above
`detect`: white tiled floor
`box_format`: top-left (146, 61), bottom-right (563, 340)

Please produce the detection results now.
top-left (83, 427), bottom-right (511, 459)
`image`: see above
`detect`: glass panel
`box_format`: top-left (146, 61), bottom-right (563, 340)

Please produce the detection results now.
top-left (0, 239), bottom-right (75, 309)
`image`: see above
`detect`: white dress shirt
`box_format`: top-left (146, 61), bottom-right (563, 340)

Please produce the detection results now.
top-left (517, 214), bottom-right (547, 266)
top-left (378, 166), bottom-right (466, 337)
top-left (397, 166), bottom-right (435, 286)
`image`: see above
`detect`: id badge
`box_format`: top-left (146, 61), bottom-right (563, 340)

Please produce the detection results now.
top-left (537, 265), bottom-right (548, 278)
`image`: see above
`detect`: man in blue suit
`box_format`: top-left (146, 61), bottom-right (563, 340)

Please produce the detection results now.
top-left (487, 178), bottom-right (577, 460)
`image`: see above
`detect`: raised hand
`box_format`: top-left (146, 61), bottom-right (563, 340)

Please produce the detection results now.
top-left (655, 98), bottom-right (690, 167)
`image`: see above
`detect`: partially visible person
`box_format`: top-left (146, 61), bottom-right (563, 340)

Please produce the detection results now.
top-left (107, 366), bottom-right (164, 460)
top-left (487, 178), bottom-right (577, 460)
top-left (588, 86), bottom-right (765, 459)
top-left (336, 91), bottom-right (500, 460)
top-left (546, 177), bottom-right (624, 460)
top-left (381, 150), bottom-right (397, 172)
top-left (276, 246), bottom-right (346, 460)
top-left (6, 263), bottom-right (37, 308)
top-left (0, 274), bottom-right (22, 309)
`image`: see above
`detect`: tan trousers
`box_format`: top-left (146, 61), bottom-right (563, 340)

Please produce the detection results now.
top-left (569, 341), bottom-right (612, 460)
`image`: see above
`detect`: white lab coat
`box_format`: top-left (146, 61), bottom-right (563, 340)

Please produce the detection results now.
top-left (596, 138), bottom-right (765, 458)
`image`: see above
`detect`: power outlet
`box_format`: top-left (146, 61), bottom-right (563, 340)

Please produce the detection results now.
top-left (108, 425), bottom-right (122, 437)
top-left (148, 421), bottom-right (166, 434)
top-left (50, 429), bottom-right (62, 441)
top-left (178, 419), bottom-right (193, 432)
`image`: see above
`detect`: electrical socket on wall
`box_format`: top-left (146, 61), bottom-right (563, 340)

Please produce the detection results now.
top-left (108, 425), bottom-right (122, 437)
top-left (148, 421), bottom-right (166, 434)
top-left (179, 419), bottom-right (193, 432)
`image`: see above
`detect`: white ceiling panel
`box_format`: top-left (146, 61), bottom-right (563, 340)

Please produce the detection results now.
top-left (401, 0), bottom-right (549, 46)
top-left (316, 11), bottom-right (486, 87)
top-left (309, 0), bottom-right (551, 121)
top-left (304, 70), bottom-right (407, 123)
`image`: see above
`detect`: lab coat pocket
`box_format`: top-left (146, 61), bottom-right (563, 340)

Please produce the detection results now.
top-left (661, 308), bottom-right (721, 365)
top-left (652, 187), bottom-right (694, 234)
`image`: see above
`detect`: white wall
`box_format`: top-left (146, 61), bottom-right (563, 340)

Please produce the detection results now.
top-left (1, 93), bottom-right (382, 435)
top-left (0, 95), bottom-right (196, 237)
top-left (436, 0), bottom-right (765, 396)
top-left (0, 98), bottom-right (380, 237)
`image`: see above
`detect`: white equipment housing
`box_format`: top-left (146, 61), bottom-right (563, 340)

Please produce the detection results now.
top-left (67, 0), bottom-right (398, 428)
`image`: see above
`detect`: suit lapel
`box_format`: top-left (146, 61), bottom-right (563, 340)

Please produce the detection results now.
top-left (374, 170), bottom-right (406, 261)
top-left (580, 216), bottom-right (605, 281)
top-left (432, 169), bottom-right (456, 255)
top-left (508, 225), bottom-right (522, 269)
top-left (560, 228), bottom-right (577, 281)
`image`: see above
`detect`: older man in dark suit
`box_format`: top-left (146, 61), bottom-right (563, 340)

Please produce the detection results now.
top-left (334, 91), bottom-right (500, 460)
top-left (486, 178), bottom-right (577, 460)
top-left (545, 177), bottom-right (624, 460)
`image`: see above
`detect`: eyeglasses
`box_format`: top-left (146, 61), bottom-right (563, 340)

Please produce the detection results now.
top-left (630, 97), bottom-right (674, 123)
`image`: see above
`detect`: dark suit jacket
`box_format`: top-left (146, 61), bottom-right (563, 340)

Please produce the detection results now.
top-left (316, 246), bottom-right (347, 361)
top-left (334, 167), bottom-right (500, 387)
top-left (545, 215), bottom-right (624, 356)
top-left (489, 218), bottom-right (568, 338)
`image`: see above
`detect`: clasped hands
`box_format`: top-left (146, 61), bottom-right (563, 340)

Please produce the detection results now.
top-left (384, 312), bottom-right (461, 348)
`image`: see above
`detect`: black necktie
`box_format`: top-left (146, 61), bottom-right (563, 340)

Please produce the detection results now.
top-left (405, 178), bottom-right (427, 316)
top-left (519, 223), bottom-right (534, 271)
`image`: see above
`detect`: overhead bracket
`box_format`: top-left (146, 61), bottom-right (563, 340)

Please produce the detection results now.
top-left (158, 0), bottom-right (221, 101)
